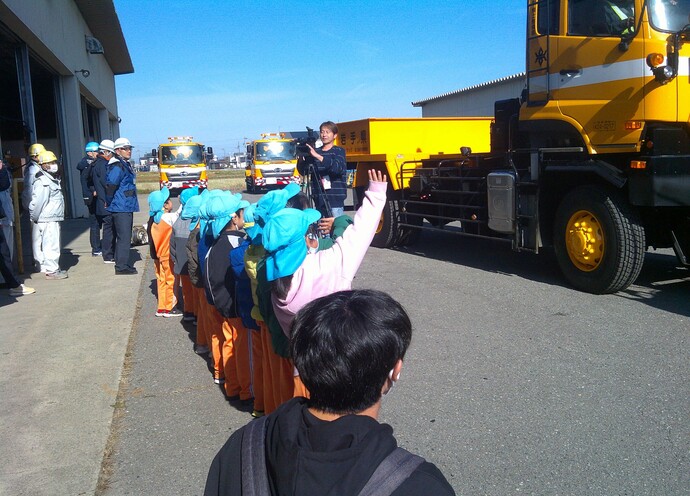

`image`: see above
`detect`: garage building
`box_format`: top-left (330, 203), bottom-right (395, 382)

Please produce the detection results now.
top-left (0, 0), bottom-right (132, 219)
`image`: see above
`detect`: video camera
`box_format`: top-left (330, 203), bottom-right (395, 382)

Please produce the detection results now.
top-left (295, 126), bottom-right (319, 172)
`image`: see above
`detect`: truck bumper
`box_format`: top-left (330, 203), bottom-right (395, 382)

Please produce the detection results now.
top-left (160, 179), bottom-right (208, 192)
top-left (254, 176), bottom-right (300, 187)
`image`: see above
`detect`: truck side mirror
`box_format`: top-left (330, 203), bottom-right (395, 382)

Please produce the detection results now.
top-left (151, 149), bottom-right (156, 156)
top-left (207, 147), bottom-right (213, 155)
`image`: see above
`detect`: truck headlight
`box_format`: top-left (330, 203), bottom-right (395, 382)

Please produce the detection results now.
top-left (652, 65), bottom-right (675, 84)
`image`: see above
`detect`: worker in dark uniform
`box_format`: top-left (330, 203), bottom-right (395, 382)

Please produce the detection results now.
top-left (76, 141), bottom-right (102, 256)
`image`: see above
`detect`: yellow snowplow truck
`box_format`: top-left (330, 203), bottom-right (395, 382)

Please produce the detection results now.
top-left (364, 0), bottom-right (690, 294)
top-left (337, 117), bottom-right (493, 247)
top-left (154, 136), bottom-right (211, 195)
top-left (245, 133), bottom-right (300, 193)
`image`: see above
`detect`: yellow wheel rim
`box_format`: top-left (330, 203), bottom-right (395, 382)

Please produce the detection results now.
top-left (564, 209), bottom-right (605, 272)
top-left (376, 213), bottom-right (384, 234)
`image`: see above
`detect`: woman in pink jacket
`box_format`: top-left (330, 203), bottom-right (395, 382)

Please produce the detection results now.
top-left (262, 169), bottom-right (387, 337)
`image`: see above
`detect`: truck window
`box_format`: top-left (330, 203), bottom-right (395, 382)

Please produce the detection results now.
top-left (254, 141), bottom-right (297, 161)
top-left (568, 0), bottom-right (635, 36)
top-left (537, 0), bottom-right (560, 35)
top-left (160, 145), bottom-right (204, 165)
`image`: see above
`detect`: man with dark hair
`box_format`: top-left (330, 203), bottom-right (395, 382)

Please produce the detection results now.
top-left (301, 120), bottom-right (347, 218)
top-left (205, 289), bottom-right (455, 496)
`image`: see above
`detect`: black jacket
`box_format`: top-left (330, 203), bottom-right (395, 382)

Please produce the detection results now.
top-left (76, 156), bottom-right (95, 201)
top-left (298, 145), bottom-right (347, 214)
top-left (91, 156), bottom-right (110, 216)
top-left (203, 230), bottom-right (245, 318)
top-left (204, 397), bottom-right (455, 496)
top-left (186, 226), bottom-right (202, 288)
top-left (0, 166), bottom-right (10, 219)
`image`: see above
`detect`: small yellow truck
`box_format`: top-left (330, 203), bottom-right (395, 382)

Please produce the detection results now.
top-left (154, 136), bottom-right (211, 195)
top-left (245, 133), bottom-right (300, 193)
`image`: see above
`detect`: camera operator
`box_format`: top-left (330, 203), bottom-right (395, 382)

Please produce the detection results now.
top-left (303, 121), bottom-right (347, 218)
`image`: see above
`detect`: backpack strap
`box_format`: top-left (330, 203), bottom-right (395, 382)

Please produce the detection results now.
top-left (240, 416), bottom-right (270, 496)
top-left (358, 448), bottom-right (425, 496)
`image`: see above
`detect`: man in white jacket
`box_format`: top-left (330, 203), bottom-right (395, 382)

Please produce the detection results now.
top-left (29, 151), bottom-right (67, 280)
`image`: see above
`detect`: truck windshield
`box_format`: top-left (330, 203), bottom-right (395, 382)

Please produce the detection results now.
top-left (254, 141), bottom-right (297, 161)
top-left (649, 0), bottom-right (690, 32)
top-left (161, 145), bottom-right (205, 165)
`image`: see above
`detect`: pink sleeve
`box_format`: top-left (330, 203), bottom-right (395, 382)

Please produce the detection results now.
top-left (336, 180), bottom-right (387, 281)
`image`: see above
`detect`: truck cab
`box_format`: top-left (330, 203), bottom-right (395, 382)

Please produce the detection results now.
top-left (155, 136), bottom-right (211, 195)
top-left (245, 133), bottom-right (300, 193)
top-left (388, 0), bottom-right (689, 294)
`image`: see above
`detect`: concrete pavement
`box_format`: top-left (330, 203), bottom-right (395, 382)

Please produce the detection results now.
top-left (0, 207), bottom-right (150, 496)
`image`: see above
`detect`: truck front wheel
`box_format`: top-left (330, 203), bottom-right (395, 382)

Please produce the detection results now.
top-left (553, 186), bottom-right (645, 294)
top-left (395, 201), bottom-right (423, 246)
top-left (372, 198), bottom-right (398, 248)
top-left (247, 178), bottom-right (257, 194)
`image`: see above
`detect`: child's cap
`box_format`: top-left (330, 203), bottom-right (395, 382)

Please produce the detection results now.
top-left (147, 187), bottom-right (170, 216)
top-left (198, 190), bottom-right (229, 236)
top-left (262, 208), bottom-right (321, 281)
top-left (182, 195), bottom-right (204, 228)
top-left (243, 203), bottom-right (261, 242)
top-left (254, 183), bottom-right (301, 227)
top-left (207, 193), bottom-right (250, 239)
top-left (179, 186), bottom-right (199, 205)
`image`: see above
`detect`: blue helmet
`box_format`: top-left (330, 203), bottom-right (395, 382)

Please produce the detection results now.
top-left (85, 141), bottom-right (99, 152)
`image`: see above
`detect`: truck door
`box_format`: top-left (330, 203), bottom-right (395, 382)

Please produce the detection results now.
top-left (644, 0), bottom-right (690, 125)
top-left (550, 0), bottom-right (646, 151)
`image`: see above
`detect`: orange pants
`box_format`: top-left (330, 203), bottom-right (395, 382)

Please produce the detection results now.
top-left (194, 287), bottom-right (208, 347)
top-left (221, 317), bottom-right (253, 400)
top-left (180, 274), bottom-right (196, 316)
top-left (250, 328), bottom-right (264, 413)
top-left (258, 323), bottom-right (276, 413)
top-left (260, 322), bottom-right (295, 413)
top-left (206, 306), bottom-right (227, 383)
top-left (154, 259), bottom-right (175, 311)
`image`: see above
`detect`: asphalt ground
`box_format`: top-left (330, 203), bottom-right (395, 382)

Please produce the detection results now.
top-left (1, 191), bottom-right (688, 495)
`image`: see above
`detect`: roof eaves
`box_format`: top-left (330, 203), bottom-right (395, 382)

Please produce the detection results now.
top-left (411, 72), bottom-right (526, 107)
top-left (74, 0), bottom-right (134, 75)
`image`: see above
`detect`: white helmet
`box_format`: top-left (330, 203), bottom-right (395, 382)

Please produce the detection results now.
top-left (99, 139), bottom-right (115, 153)
top-left (114, 137), bottom-right (133, 150)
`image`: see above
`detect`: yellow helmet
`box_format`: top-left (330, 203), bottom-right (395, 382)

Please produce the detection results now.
top-left (29, 143), bottom-right (46, 157)
top-left (38, 150), bottom-right (57, 165)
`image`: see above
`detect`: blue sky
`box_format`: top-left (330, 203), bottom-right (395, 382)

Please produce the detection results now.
top-left (114, 0), bottom-right (525, 158)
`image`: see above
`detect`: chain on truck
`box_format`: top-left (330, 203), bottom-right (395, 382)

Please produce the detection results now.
top-left (245, 133), bottom-right (301, 193)
top-left (153, 136), bottom-right (212, 195)
top-left (345, 0), bottom-right (690, 294)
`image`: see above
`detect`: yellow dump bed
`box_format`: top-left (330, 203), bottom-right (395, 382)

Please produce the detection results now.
top-left (337, 117), bottom-right (493, 190)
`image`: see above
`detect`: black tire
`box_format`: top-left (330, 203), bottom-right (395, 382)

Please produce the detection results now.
top-left (395, 201), bottom-right (423, 246)
top-left (247, 178), bottom-right (257, 194)
top-left (371, 199), bottom-right (398, 248)
top-left (553, 186), bottom-right (645, 294)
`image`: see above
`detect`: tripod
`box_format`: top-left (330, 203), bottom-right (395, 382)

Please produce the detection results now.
top-left (302, 161), bottom-right (333, 218)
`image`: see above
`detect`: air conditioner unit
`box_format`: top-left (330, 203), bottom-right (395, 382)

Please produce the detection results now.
top-left (85, 36), bottom-right (104, 55)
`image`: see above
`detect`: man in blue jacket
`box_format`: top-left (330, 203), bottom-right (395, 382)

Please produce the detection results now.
top-left (106, 137), bottom-right (139, 275)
